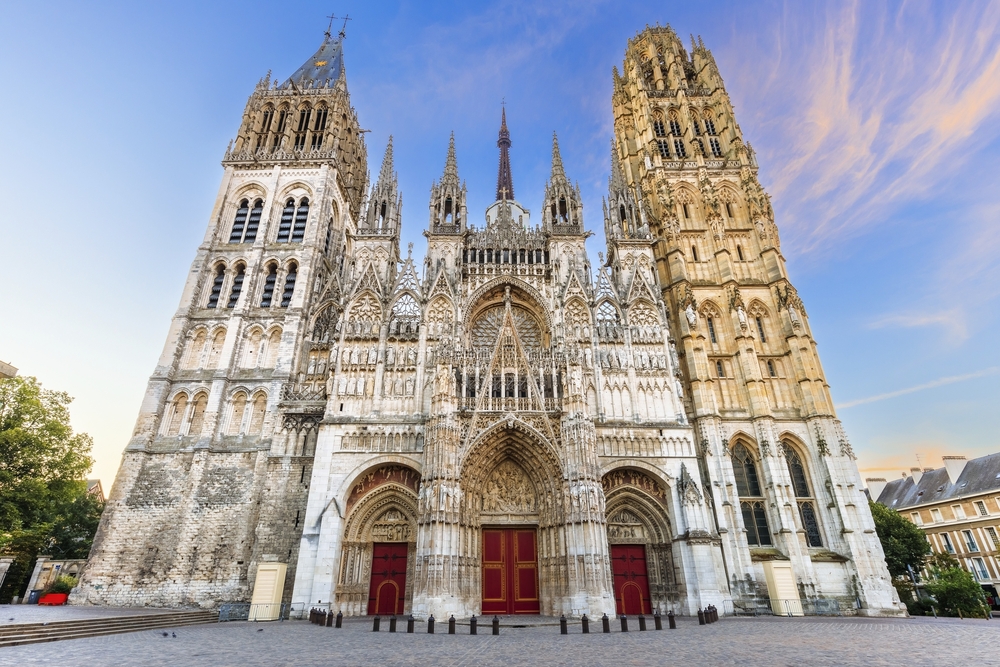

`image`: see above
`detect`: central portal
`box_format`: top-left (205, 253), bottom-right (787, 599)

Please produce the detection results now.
top-left (481, 527), bottom-right (540, 614)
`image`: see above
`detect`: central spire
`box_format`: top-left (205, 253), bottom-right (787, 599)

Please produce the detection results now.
top-left (496, 107), bottom-right (514, 201)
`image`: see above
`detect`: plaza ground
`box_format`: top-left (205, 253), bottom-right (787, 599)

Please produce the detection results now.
top-left (1, 607), bottom-right (996, 666)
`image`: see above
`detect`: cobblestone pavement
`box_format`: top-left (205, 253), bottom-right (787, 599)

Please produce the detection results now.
top-left (2, 614), bottom-right (996, 666)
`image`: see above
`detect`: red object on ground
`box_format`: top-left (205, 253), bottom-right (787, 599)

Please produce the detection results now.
top-left (38, 593), bottom-right (68, 606)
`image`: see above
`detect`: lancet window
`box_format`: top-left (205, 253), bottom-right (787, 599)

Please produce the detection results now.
top-left (228, 200), bottom-right (249, 243)
top-left (782, 441), bottom-right (823, 547)
top-left (280, 262), bottom-right (297, 308)
top-left (206, 264), bottom-right (225, 308)
top-left (260, 263), bottom-right (277, 307)
top-left (291, 198), bottom-right (309, 243)
top-left (227, 264), bottom-right (245, 308)
top-left (276, 199), bottom-right (295, 242)
top-left (733, 442), bottom-right (772, 546)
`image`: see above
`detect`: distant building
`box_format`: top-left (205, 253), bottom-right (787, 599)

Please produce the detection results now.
top-left (86, 479), bottom-right (105, 503)
top-left (870, 454), bottom-right (1000, 609)
top-left (0, 360), bottom-right (17, 379)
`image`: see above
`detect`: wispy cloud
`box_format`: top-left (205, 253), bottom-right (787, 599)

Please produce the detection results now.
top-left (869, 309), bottom-right (968, 341)
top-left (726, 1), bottom-right (1000, 254)
top-left (837, 366), bottom-right (1000, 409)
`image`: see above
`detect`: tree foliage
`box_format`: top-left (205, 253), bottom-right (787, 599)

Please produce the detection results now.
top-left (869, 500), bottom-right (931, 578)
top-left (0, 376), bottom-right (101, 602)
top-left (926, 566), bottom-right (988, 617)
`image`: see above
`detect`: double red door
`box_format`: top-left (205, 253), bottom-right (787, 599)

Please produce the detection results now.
top-left (482, 528), bottom-right (540, 614)
top-left (611, 544), bottom-right (652, 615)
top-left (367, 543), bottom-right (407, 615)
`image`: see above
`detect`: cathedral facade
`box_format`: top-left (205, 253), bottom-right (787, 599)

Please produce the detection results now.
top-left (75, 25), bottom-right (903, 617)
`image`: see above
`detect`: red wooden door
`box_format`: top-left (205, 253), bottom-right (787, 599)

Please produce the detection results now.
top-left (611, 544), bottom-right (651, 615)
top-left (482, 528), bottom-right (540, 615)
top-left (367, 543), bottom-right (407, 615)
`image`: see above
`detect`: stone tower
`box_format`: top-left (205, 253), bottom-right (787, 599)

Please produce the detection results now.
top-left (611, 25), bottom-right (900, 613)
top-left (75, 28), bottom-right (369, 607)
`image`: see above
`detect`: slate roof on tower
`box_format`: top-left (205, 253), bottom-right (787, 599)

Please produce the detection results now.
top-left (284, 35), bottom-right (345, 87)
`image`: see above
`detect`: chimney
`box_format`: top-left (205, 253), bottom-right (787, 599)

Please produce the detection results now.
top-left (866, 478), bottom-right (888, 501)
top-left (909, 467), bottom-right (923, 484)
top-left (942, 456), bottom-right (968, 485)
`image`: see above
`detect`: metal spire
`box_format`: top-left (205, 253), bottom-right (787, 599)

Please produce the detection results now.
top-left (495, 107), bottom-right (514, 201)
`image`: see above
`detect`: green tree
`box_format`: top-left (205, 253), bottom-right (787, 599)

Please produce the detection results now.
top-left (869, 500), bottom-right (931, 578)
top-left (926, 566), bottom-right (988, 617)
top-left (0, 376), bottom-right (98, 602)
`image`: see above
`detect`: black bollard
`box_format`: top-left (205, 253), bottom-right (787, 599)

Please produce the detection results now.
top-left (638, 615), bottom-right (646, 631)
top-left (389, 615), bottom-right (397, 633)
top-left (581, 614), bottom-right (590, 634)
top-left (698, 608), bottom-right (706, 625)
top-left (602, 613), bottom-right (610, 634)
top-left (336, 611), bottom-right (343, 628)
top-left (449, 615), bottom-right (456, 635)
top-left (470, 615), bottom-right (477, 635)
top-left (406, 615), bottom-right (414, 633)
top-left (309, 608), bottom-right (314, 624)
top-left (620, 615), bottom-right (629, 632)
top-left (654, 610), bottom-right (662, 630)
top-left (373, 615), bottom-right (381, 632)
top-left (560, 615), bottom-right (567, 635)
top-left (668, 610), bottom-right (676, 630)
top-left (492, 616), bottom-right (500, 636)
top-left (428, 615), bottom-right (435, 634)
top-left (326, 611), bottom-right (334, 627)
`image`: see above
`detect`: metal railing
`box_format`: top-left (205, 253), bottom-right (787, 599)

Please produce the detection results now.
top-left (218, 602), bottom-right (291, 622)
top-left (725, 598), bottom-right (843, 617)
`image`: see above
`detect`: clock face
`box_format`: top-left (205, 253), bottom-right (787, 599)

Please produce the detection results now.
top-left (314, 60), bottom-right (328, 67)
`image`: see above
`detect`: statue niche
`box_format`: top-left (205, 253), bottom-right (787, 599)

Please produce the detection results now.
top-left (480, 460), bottom-right (537, 514)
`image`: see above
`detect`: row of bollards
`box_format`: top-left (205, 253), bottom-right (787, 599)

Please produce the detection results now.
top-left (364, 614), bottom-right (503, 635)
top-left (311, 607), bottom-right (709, 633)
top-left (309, 609), bottom-right (342, 627)
top-left (697, 605), bottom-right (719, 625)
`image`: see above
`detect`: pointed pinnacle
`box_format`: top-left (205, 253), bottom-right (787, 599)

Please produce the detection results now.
top-left (551, 132), bottom-right (566, 181)
top-left (378, 136), bottom-right (394, 183)
top-left (443, 132), bottom-right (458, 181)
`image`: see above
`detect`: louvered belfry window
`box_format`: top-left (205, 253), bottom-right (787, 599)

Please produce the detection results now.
top-left (207, 265), bottom-right (225, 308)
top-left (291, 198), bottom-right (309, 243)
top-left (280, 264), bottom-right (297, 307)
top-left (228, 200), bottom-right (249, 243)
top-left (227, 265), bottom-right (245, 308)
top-left (276, 199), bottom-right (295, 242)
top-left (243, 200), bottom-right (263, 243)
top-left (260, 264), bottom-right (277, 307)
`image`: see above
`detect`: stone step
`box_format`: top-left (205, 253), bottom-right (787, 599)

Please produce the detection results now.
top-left (0, 611), bottom-right (218, 647)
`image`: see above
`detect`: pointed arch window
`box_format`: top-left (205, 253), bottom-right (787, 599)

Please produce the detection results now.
top-left (710, 138), bottom-right (723, 157)
top-left (707, 317), bottom-right (717, 344)
top-left (280, 263), bottom-right (297, 308)
top-left (657, 139), bottom-right (670, 158)
top-left (206, 264), bottom-right (225, 308)
top-left (227, 392), bottom-right (248, 435)
top-left (188, 393), bottom-right (208, 436)
top-left (244, 199), bottom-right (262, 242)
top-left (276, 199), bottom-right (295, 242)
top-left (653, 120), bottom-right (667, 137)
top-left (669, 118), bottom-right (682, 136)
top-left (260, 263), bottom-right (277, 307)
top-left (783, 441), bottom-right (823, 547)
top-left (165, 394), bottom-right (188, 436)
top-left (733, 442), bottom-right (771, 546)
top-left (705, 118), bottom-right (717, 135)
top-left (291, 198), bottom-right (309, 243)
top-left (558, 196), bottom-right (567, 221)
top-left (673, 139), bottom-right (687, 159)
top-left (227, 264), bottom-right (245, 308)
top-left (228, 200), bottom-right (249, 243)
top-left (755, 316), bottom-right (767, 343)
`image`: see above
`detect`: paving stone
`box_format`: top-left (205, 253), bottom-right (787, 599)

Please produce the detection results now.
top-left (0, 615), bottom-right (990, 666)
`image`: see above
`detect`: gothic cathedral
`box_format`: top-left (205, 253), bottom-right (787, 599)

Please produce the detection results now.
top-left (76, 25), bottom-right (903, 617)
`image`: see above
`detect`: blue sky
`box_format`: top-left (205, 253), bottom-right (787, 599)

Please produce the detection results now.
top-left (1, 1), bottom-right (999, 489)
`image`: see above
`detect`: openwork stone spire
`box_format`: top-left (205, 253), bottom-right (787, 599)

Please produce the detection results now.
top-left (550, 132), bottom-right (566, 182)
top-left (442, 132), bottom-right (459, 188)
top-left (496, 107), bottom-right (514, 201)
